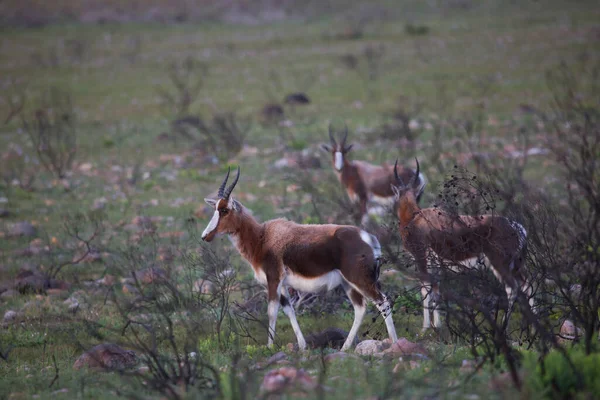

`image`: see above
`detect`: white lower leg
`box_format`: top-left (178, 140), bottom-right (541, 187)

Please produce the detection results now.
top-left (421, 285), bottom-right (431, 329)
top-left (376, 296), bottom-right (398, 342)
top-left (341, 303), bottom-right (366, 351)
top-left (281, 300), bottom-right (306, 350)
top-left (503, 285), bottom-right (515, 327)
top-left (432, 287), bottom-right (442, 328)
top-left (267, 300), bottom-right (279, 347)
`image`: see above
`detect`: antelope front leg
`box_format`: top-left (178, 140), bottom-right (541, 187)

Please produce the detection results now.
top-left (279, 287), bottom-right (307, 350)
top-left (266, 282), bottom-right (280, 348)
top-left (375, 293), bottom-right (398, 342)
top-left (421, 283), bottom-right (432, 330)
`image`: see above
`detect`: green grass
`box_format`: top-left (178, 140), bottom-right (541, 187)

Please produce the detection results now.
top-left (1, 0), bottom-right (599, 398)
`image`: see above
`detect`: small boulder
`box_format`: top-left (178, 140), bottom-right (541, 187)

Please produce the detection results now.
top-left (73, 343), bottom-right (137, 371)
top-left (3, 310), bottom-right (22, 323)
top-left (132, 267), bottom-right (167, 284)
top-left (384, 338), bottom-right (429, 359)
top-left (8, 222), bottom-right (37, 237)
top-left (193, 279), bottom-right (215, 295)
top-left (260, 367), bottom-right (317, 394)
top-left (0, 289), bottom-right (18, 300)
top-left (560, 320), bottom-right (583, 339)
top-left (355, 340), bottom-right (384, 356)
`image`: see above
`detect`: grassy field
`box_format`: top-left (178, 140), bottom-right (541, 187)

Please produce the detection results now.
top-left (1, 0), bottom-right (599, 398)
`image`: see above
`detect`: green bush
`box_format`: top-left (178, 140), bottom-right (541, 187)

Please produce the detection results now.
top-left (523, 347), bottom-right (600, 398)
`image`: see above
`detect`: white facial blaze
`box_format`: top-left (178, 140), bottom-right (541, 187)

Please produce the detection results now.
top-left (334, 151), bottom-right (343, 171)
top-left (201, 210), bottom-right (220, 239)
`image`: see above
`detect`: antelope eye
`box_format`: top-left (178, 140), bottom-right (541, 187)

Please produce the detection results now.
top-left (219, 208), bottom-right (228, 215)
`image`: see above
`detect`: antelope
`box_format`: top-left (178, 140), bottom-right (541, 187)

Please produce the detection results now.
top-left (201, 166), bottom-right (398, 351)
top-left (392, 159), bottom-right (533, 329)
top-left (321, 126), bottom-right (427, 226)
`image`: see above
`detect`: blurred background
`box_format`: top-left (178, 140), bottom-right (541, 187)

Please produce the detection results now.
top-left (0, 1), bottom-right (599, 398)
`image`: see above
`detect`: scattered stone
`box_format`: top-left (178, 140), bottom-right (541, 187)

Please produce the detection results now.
top-left (92, 197), bottom-right (107, 210)
top-left (50, 388), bottom-right (69, 396)
top-left (383, 338), bottom-right (429, 359)
top-left (560, 320), bottom-right (583, 339)
top-left (260, 367), bottom-right (317, 395)
top-left (3, 310), bottom-right (22, 323)
top-left (255, 351), bottom-right (288, 369)
top-left (355, 340), bottom-right (384, 356)
top-left (132, 267), bottom-right (168, 284)
top-left (460, 359), bottom-right (477, 374)
top-left (284, 92), bottom-right (311, 105)
top-left (0, 289), bottom-right (18, 300)
top-left (193, 279), bottom-right (215, 295)
top-left (73, 343), bottom-right (138, 371)
top-left (122, 283), bottom-right (139, 295)
top-left (272, 150), bottom-right (321, 170)
top-left (8, 222), bottom-right (37, 237)
top-left (97, 275), bottom-right (116, 286)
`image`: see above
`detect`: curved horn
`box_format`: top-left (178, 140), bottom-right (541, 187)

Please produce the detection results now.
top-left (328, 124), bottom-right (337, 146)
top-left (411, 158), bottom-right (420, 187)
top-left (341, 125), bottom-right (348, 147)
top-left (394, 159), bottom-right (405, 187)
top-left (223, 166), bottom-right (241, 199)
top-left (217, 167), bottom-right (231, 198)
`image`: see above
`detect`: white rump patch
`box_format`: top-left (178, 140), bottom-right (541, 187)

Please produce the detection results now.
top-left (201, 210), bottom-right (219, 239)
top-left (334, 152), bottom-right (343, 171)
top-left (283, 270), bottom-right (343, 293)
top-left (360, 230), bottom-right (382, 259)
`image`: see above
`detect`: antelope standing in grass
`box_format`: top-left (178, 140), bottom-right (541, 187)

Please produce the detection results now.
top-left (201, 166), bottom-right (398, 350)
top-left (392, 159), bottom-right (532, 329)
top-left (322, 126), bottom-right (427, 226)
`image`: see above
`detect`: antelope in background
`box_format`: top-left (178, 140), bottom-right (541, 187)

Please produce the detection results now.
top-left (322, 126), bottom-right (427, 226)
top-left (392, 159), bottom-right (533, 329)
top-left (201, 166), bottom-right (398, 351)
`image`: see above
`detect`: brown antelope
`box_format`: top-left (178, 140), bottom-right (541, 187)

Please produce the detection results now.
top-left (322, 126), bottom-right (427, 226)
top-left (392, 159), bottom-right (532, 329)
top-left (201, 166), bottom-right (398, 350)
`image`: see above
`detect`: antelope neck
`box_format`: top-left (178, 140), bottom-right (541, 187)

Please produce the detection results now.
top-left (398, 193), bottom-right (421, 227)
top-left (230, 211), bottom-right (264, 265)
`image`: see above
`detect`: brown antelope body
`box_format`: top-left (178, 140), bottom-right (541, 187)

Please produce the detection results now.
top-left (392, 159), bottom-right (532, 329)
top-left (201, 167), bottom-right (398, 350)
top-left (322, 127), bottom-right (426, 225)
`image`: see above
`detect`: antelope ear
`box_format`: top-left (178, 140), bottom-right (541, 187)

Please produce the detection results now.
top-left (204, 198), bottom-right (218, 207)
top-left (344, 144), bottom-right (354, 153)
top-left (228, 197), bottom-right (242, 211)
top-left (321, 144), bottom-right (332, 153)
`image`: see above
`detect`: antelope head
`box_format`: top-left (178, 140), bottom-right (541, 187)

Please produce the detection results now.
top-left (392, 158), bottom-right (421, 201)
top-left (202, 166), bottom-right (242, 242)
top-left (321, 124), bottom-right (354, 171)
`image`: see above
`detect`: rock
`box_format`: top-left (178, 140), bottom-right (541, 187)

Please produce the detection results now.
top-left (92, 197), bottom-right (107, 210)
top-left (302, 328), bottom-right (351, 350)
top-left (355, 340), bottom-right (384, 356)
top-left (323, 352), bottom-right (360, 364)
top-left (383, 338), bottom-right (429, 359)
top-left (0, 289), bottom-right (18, 300)
top-left (560, 320), bottom-right (583, 339)
top-left (255, 351), bottom-right (288, 369)
top-left (50, 388), bottom-right (69, 395)
top-left (460, 359), bottom-right (476, 374)
top-left (284, 92), bottom-right (311, 105)
top-left (132, 267), bottom-right (167, 284)
top-left (97, 275), bottom-right (115, 286)
top-left (193, 279), bottom-right (215, 295)
top-left (64, 297), bottom-right (81, 313)
top-left (0, 208), bottom-right (11, 218)
top-left (260, 367), bottom-right (317, 394)
top-left (8, 222), bottom-right (37, 237)
top-left (3, 310), bottom-right (22, 323)
top-left (73, 343), bottom-right (137, 371)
